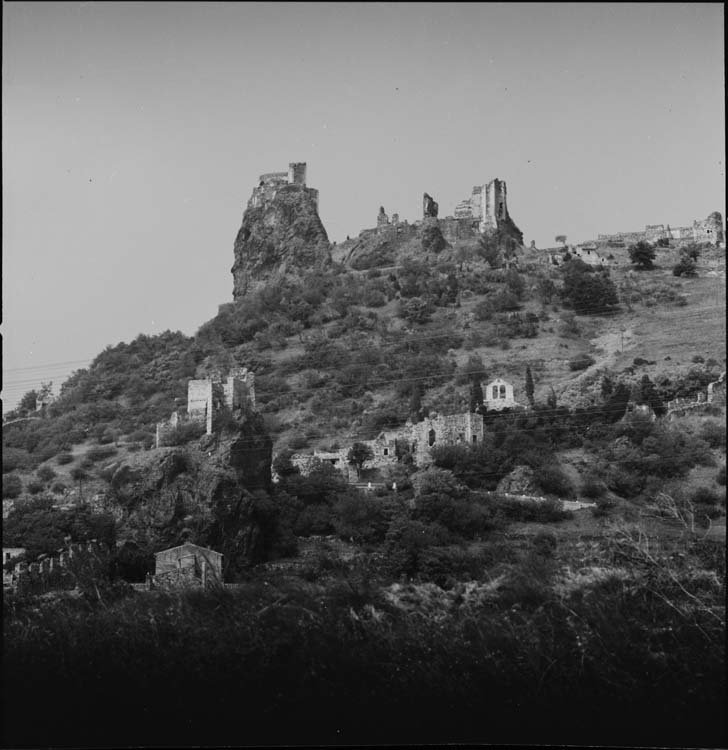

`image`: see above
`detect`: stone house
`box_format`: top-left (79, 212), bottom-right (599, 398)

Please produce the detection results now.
top-left (152, 543), bottom-right (223, 589)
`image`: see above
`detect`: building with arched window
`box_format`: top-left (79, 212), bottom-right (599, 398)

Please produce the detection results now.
top-left (484, 378), bottom-right (518, 411)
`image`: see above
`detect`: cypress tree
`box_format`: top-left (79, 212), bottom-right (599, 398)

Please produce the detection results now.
top-left (525, 366), bottom-right (535, 406)
top-left (469, 379), bottom-right (484, 413)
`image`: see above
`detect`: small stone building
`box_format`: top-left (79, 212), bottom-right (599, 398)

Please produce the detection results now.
top-left (484, 378), bottom-right (518, 411)
top-left (153, 543), bottom-right (223, 589)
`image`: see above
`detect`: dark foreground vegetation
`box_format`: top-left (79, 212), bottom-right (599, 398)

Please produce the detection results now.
top-left (4, 526), bottom-right (725, 748)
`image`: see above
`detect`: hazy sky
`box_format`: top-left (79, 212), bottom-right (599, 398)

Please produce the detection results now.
top-left (2, 2), bottom-right (724, 410)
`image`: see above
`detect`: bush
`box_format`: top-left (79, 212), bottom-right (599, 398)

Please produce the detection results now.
top-left (569, 353), bottom-right (596, 371)
top-left (691, 486), bottom-right (720, 506)
top-left (673, 256), bottom-right (697, 277)
top-left (533, 464), bottom-right (574, 497)
top-left (26, 480), bottom-right (44, 495)
top-left (3, 474), bottom-right (23, 499)
top-left (699, 421), bottom-right (726, 450)
top-left (56, 452), bottom-right (75, 465)
top-left (3, 448), bottom-right (32, 474)
top-left (581, 474), bottom-right (607, 499)
top-left (37, 465), bottom-right (57, 483)
top-left (85, 446), bottom-right (119, 463)
top-left (158, 422), bottom-right (205, 448)
top-left (50, 481), bottom-right (68, 495)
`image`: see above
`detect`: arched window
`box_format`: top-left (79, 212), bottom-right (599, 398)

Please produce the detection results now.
top-left (472, 435), bottom-right (478, 443)
top-left (499, 385), bottom-right (506, 398)
top-left (492, 385), bottom-right (498, 399)
top-left (428, 429), bottom-right (436, 447)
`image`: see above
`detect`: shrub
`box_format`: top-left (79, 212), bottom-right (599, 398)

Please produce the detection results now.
top-left (533, 464), bottom-right (574, 497)
top-left (699, 421), bottom-right (726, 450)
top-left (288, 434), bottom-right (309, 451)
top-left (656, 237), bottom-right (670, 248)
top-left (581, 474), bottom-right (607, 499)
top-left (569, 353), bottom-right (596, 371)
top-left (691, 486), bottom-right (720, 506)
top-left (158, 422), bottom-right (205, 448)
top-left (26, 480), bottom-right (44, 495)
top-left (3, 448), bottom-right (31, 474)
top-left (3, 474), bottom-right (23, 499)
top-left (50, 481), bottom-right (68, 495)
top-left (85, 446), bottom-right (119, 463)
top-left (673, 256), bottom-right (697, 277)
top-left (56, 452), bottom-right (74, 465)
top-left (37, 465), bottom-right (57, 483)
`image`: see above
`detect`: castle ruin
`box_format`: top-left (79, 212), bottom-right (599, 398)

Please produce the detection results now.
top-left (596, 212), bottom-right (725, 247)
top-left (248, 162), bottom-right (319, 211)
top-left (155, 367), bottom-right (256, 447)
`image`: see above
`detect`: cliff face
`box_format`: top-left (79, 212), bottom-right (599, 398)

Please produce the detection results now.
top-left (231, 183), bottom-right (331, 299)
top-left (102, 411), bottom-right (275, 571)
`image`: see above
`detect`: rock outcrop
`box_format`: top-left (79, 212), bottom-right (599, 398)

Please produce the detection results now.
top-left (102, 411), bottom-right (274, 571)
top-left (231, 168), bottom-right (331, 299)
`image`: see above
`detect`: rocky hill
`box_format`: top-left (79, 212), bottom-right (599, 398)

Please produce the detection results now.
top-left (231, 166), bottom-right (331, 298)
top-left (3, 162), bottom-right (726, 577)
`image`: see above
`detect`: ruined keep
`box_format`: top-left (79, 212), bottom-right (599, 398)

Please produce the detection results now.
top-left (439, 178), bottom-right (524, 246)
top-left (156, 367), bottom-right (256, 447)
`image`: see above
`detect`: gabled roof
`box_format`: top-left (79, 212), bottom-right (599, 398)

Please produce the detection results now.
top-left (154, 542), bottom-right (222, 559)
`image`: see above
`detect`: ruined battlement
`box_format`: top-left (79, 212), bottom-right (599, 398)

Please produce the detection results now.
top-left (248, 162), bottom-right (317, 211)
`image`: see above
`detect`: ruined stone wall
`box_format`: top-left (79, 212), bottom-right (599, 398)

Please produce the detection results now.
top-left (286, 412), bottom-right (486, 481)
top-left (9, 541), bottom-right (108, 596)
top-left (439, 217), bottom-right (480, 243)
top-left (595, 213), bottom-right (724, 246)
top-left (693, 212), bottom-right (725, 245)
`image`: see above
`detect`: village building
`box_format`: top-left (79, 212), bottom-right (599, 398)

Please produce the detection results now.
top-left (152, 543), bottom-right (223, 589)
top-left (484, 378), bottom-right (518, 411)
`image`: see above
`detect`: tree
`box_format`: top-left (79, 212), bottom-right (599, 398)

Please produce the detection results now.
top-left (555, 235), bottom-right (567, 246)
top-left (70, 466), bottom-right (88, 498)
top-left (17, 389), bottom-right (39, 416)
top-left (409, 382), bottom-right (423, 423)
top-left (628, 240), bottom-right (656, 269)
top-left (347, 442), bottom-right (374, 478)
top-left (525, 367), bottom-right (535, 407)
top-left (273, 449), bottom-right (299, 479)
top-left (547, 387), bottom-right (558, 410)
top-left (561, 261), bottom-right (619, 314)
top-left (601, 374), bottom-right (614, 400)
top-left (681, 243), bottom-right (701, 261)
top-left (673, 256), bottom-right (697, 277)
top-left (469, 379), bottom-right (484, 413)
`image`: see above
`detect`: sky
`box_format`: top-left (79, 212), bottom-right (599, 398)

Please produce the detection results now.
top-left (2, 2), bottom-right (725, 411)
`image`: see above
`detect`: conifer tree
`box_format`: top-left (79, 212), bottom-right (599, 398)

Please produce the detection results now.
top-left (409, 382), bottom-right (423, 423)
top-left (469, 379), bottom-right (484, 413)
top-left (525, 366), bottom-right (535, 407)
